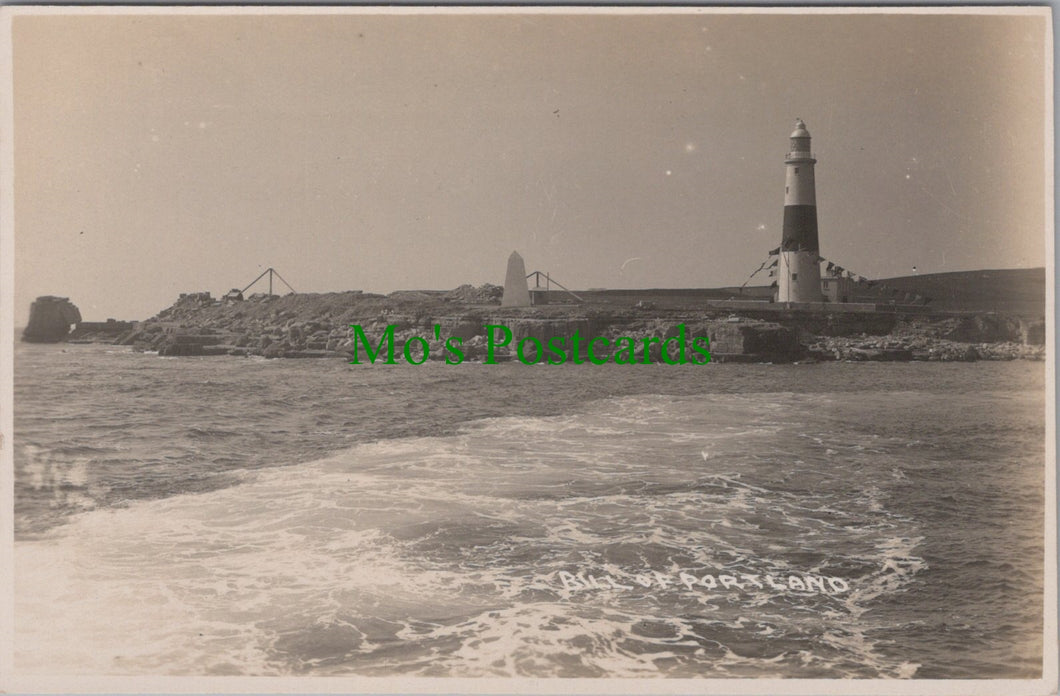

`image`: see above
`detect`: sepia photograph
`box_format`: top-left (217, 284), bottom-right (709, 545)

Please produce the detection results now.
top-left (0, 6), bottom-right (1055, 694)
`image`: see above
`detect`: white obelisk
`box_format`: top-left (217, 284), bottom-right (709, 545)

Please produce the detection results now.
top-left (502, 251), bottom-right (531, 307)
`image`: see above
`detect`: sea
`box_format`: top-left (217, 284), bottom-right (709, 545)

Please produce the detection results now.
top-left (12, 342), bottom-right (1046, 679)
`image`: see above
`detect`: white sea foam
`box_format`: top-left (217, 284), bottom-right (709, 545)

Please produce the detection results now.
top-left (14, 390), bottom-right (958, 678)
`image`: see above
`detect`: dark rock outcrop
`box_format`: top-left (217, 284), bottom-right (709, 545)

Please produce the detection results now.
top-left (1020, 319), bottom-right (1046, 346)
top-left (705, 321), bottom-right (800, 362)
top-left (22, 296), bottom-right (81, 343)
top-left (943, 315), bottom-right (1022, 343)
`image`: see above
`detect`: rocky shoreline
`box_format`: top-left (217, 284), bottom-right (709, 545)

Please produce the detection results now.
top-left (59, 286), bottom-right (1046, 364)
top-left (804, 335), bottom-right (1042, 362)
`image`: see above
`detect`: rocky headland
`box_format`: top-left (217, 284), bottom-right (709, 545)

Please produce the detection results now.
top-left (71, 285), bottom-right (1046, 363)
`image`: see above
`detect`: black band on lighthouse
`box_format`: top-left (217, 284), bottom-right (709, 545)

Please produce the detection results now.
top-left (781, 205), bottom-right (819, 252)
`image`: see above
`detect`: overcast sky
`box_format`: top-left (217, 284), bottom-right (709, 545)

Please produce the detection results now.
top-left (11, 9), bottom-right (1049, 321)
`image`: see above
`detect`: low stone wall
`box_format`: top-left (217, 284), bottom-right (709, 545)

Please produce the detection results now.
top-left (68, 319), bottom-right (137, 342)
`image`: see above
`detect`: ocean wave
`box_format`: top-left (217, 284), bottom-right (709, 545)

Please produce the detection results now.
top-left (12, 355), bottom-right (1044, 678)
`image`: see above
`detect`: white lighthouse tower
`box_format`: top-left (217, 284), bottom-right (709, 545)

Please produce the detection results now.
top-left (777, 119), bottom-right (823, 303)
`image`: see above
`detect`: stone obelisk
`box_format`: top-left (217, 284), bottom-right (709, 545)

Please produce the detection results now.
top-left (501, 251), bottom-right (531, 307)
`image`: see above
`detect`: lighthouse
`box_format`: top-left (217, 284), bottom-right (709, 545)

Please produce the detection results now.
top-left (777, 119), bottom-right (823, 303)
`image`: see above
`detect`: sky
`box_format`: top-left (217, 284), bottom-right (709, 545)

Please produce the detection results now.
top-left (9, 8), bottom-right (1050, 322)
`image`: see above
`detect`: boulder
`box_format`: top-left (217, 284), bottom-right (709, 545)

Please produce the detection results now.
top-left (444, 283), bottom-right (503, 304)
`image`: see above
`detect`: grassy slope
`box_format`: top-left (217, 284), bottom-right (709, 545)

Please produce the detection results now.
top-left (728, 268), bottom-right (1045, 315)
top-left (872, 268), bottom-right (1045, 314)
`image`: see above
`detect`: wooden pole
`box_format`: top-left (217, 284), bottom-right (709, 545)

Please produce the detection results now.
top-left (240, 268), bottom-right (271, 295)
